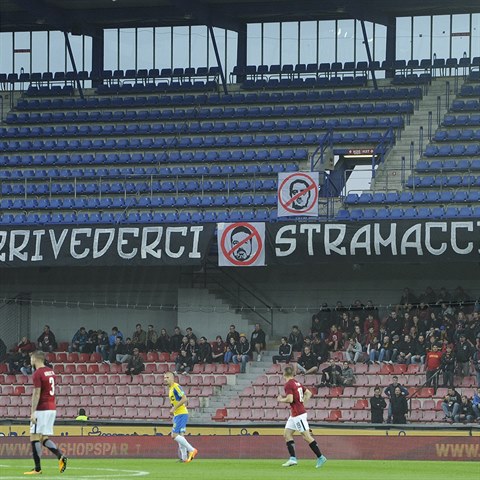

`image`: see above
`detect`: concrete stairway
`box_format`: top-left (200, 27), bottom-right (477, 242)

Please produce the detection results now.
top-left (192, 349), bottom-right (278, 423)
top-left (372, 77), bottom-right (463, 192)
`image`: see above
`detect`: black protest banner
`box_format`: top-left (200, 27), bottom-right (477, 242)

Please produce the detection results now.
top-left (266, 220), bottom-right (480, 264)
top-left (0, 224), bottom-right (216, 267)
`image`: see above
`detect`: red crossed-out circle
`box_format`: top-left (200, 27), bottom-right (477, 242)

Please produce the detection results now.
top-left (278, 172), bottom-right (318, 214)
top-left (220, 222), bottom-right (263, 266)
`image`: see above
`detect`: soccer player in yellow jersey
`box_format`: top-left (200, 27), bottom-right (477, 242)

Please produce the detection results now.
top-left (164, 371), bottom-right (198, 463)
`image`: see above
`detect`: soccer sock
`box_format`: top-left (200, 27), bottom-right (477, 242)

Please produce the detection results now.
top-left (309, 440), bottom-right (322, 458)
top-left (42, 439), bottom-right (62, 459)
top-left (174, 435), bottom-right (194, 453)
top-left (286, 440), bottom-right (296, 458)
top-left (31, 441), bottom-right (42, 471)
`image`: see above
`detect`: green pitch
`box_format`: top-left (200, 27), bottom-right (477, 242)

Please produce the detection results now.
top-left (1, 459), bottom-right (478, 479)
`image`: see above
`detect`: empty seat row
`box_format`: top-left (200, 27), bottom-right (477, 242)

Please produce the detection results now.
top-left (344, 190), bottom-right (480, 205)
top-left (0, 194), bottom-right (278, 211)
top-left (416, 159), bottom-right (480, 172)
top-left (0, 163), bottom-right (297, 180)
top-left (25, 86), bottom-right (74, 97)
top-left (241, 76), bottom-right (367, 90)
top-left (337, 206), bottom-right (480, 221)
top-left (16, 87), bottom-right (422, 111)
top-left (451, 99), bottom-right (480, 111)
top-left (96, 80), bottom-right (218, 95)
top-left (424, 144), bottom-right (480, 157)
top-left (0, 117), bottom-right (404, 139)
top-left (391, 73), bottom-right (432, 85)
top-left (405, 174), bottom-right (480, 188)
top-left (460, 84), bottom-right (480, 97)
top-left (442, 114), bottom-right (480, 126)
top-left (0, 149), bottom-right (308, 167)
top-left (433, 129), bottom-right (480, 141)
top-left (6, 102), bottom-right (415, 124)
top-left (0, 209), bottom-right (278, 225)
top-left (0, 178), bottom-right (278, 196)
top-left (0, 132), bottom-right (388, 152)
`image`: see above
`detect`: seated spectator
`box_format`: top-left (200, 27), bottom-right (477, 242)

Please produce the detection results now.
top-left (411, 334), bottom-right (427, 365)
top-left (384, 376), bottom-right (408, 423)
top-left (114, 337), bottom-right (134, 364)
top-left (395, 334), bottom-right (415, 365)
top-left (37, 325), bottom-right (57, 352)
top-left (370, 387), bottom-right (387, 424)
top-left (146, 325), bottom-right (158, 352)
top-left (319, 358), bottom-right (342, 387)
top-left (295, 345), bottom-right (318, 376)
top-left (224, 337), bottom-right (237, 364)
top-left (132, 324), bottom-right (147, 352)
top-left (288, 325), bottom-right (304, 353)
top-left (272, 337), bottom-right (292, 364)
top-left (250, 323), bottom-right (266, 362)
top-left (96, 331), bottom-right (110, 361)
top-left (311, 336), bottom-right (329, 365)
top-left (472, 387), bottom-right (480, 420)
top-left (186, 338), bottom-right (198, 364)
top-left (325, 325), bottom-right (342, 351)
top-left (344, 337), bottom-right (363, 364)
top-left (341, 361), bottom-right (355, 386)
top-left (391, 386), bottom-right (408, 424)
top-left (126, 348), bottom-right (145, 378)
top-left (197, 337), bottom-right (212, 364)
top-left (83, 329), bottom-right (101, 354)
top-left (170, 327), bottom-right (183, 354)
top-left (441, 387), bottom-right (462, 422)
top-left (107, 327), bottom-right (123, 356)
top-left (211, 336), bottom-right (226, 363)
top-left (366, 336), bottom-right (380, 364)
top-left (107, 336), bottom-right (123, 364)
top-left (390, 334), bottom-right (401, 363)
top-left (180, 336), bottom-right (189, 353)
top-left (441, 344), bottom-right (456, 388)
top-left (8, 337), bottom-right (35, 374)
top-left (156, 328), bottom-right (171, 353)
top-left (454, 395), bottom-right (475, 423)
top-left (174, 350), bottom-right (193, 374)
top-left (474, 344), bottom-right (480, 388)
top-left (226, 324), bottom-right (240, 345)
top-left (75, 408), bottom-right (89, 421)
top-left (233, 334), bottom-right (250, 373)
top-left (0, 337), bottom-right (7, 362)
top-left (363, 314), bottom-right (379, 336)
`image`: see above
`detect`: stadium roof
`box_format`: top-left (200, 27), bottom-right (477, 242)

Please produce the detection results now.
top-left (1, 0), bottom-right (480, 34)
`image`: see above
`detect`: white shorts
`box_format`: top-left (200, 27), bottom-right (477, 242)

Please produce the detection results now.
top-left (285, 412), bottom-right (309, 432)
top-left (30, 410), bottom-right (56, 436)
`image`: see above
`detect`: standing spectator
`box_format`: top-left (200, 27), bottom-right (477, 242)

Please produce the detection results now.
top-left (232, 334), bottom-right (250, 373)
top-left (126, 348), bottom-right (145, 378)
top-left (156, 328), bottom-right (171, 353)
top-left (454, 333), bottom-right (473, 378)
top-left (295, 346), bottom-right (318, 376)
top-left (425, 344), bottom-right (443, 390)
top-left (197, 337), bottom-right (212, 364)
top-left (390, 386), bottom-right (408, 424)
top-left (185, 327), bottom-right (197, 343)
top-left (344, 338), bottom-right (363, 364)
top-left (441, 344), bottom-right (456, 388)
top-left (146, 325), bottom-right (158, 352)
top-left (341, 361), bottom-right (355, 386)
top-left (37, 325), bottom-right (57, 352)
top-left (325, 325), bottom-right (342, 352)
top-left (170, 327), bottom-right (183, 354)
top-left (319, 359), bottom-right (342, 387)
top-left (370, 387), bottom-right (387, 424)
top-left (384, 376), bottom-right (408, 423)
top-left (250, 323), bottom-right (266, 362)
top-left (411, 334), bottom-right (427, 365)
top-left (386, 311), bottom-right (403, 339)
top-left (273, 337), bottom-right (293, 364)
top-left (174, 350), bottom-right (193, 374)
top-left (211, 336), bottom-right (226, 363)
top-left (441, 387), bottom-right (462, 422)
top-left (132, 324), bottom-right (147, 352)
top-left (226, 325), bottom-right (240, 345)
top-left (454, 395), bottom-right (475, 423)
top-left (69, 327), bottom-right (88, 353)
top-left (288, 326), bottom-right (304, 353)
top-left (473, 344), bottom-right (480, 387)
top-left (224, 337), bottom-right (237, 364)
top-left (363, 314), bottom-right (379, 336)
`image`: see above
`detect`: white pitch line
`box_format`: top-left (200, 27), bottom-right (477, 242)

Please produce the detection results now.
top-left (0, 465), bottom-right (151, 478)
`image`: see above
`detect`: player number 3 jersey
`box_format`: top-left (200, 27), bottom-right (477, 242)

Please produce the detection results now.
top-left (285, 378), bottom-right (307, 417)
top-left (33, 366), bottom-right (56, 411)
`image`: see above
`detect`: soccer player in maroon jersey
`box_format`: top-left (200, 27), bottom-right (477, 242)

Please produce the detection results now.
top-left (277, 365), bottom-right (327, 468)
top-left (24, 351), bottom-right (67, 475)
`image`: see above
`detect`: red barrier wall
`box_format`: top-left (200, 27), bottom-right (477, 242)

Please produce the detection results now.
top-left (1, 435), bottom-right (479, 461)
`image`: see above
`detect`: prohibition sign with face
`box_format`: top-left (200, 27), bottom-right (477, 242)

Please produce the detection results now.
top-left (230, 225), bottom-right (253, 261)
top-left (289, 179), bottom-right (311, 210)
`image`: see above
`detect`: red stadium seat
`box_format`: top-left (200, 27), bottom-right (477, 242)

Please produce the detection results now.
top-left (380, 364), bottom-right (394, 374)
top-left (13, 386), bottom-right (25, 396)
top-left (45, 353), bottom-right (56, 363)
top-left (240, 397), bottom-right (254, 408)
top-left (53, 364), bottom-right (65, 374)
top-left (115, 397), bottom-right (127, 407)
top-left (64, 364), bottom-right (75, 374)
top-left (129, 385), bottom-right (142, 396)
top-left (212, 408), bottom-right (227, 422)
top-left (158, 353), bottom-right (170, 362)
top-left (83, 385), bottom-right (94, 395)
top-left (90, 353), bottom-right (102, 363)
top-left (326, 409), bottom-right (342, 421)
top-left (354, 410), bottom-right (369, 422)
top-left (67, 353), bottom-right (79, 363)
top-left (215, 364), bottom-right (228, 374)
top-left (78, 353), bottom-right (90, 362)
top-left (150, 397), bottom-right (164, 408)
top-left (144, 364), bottom-right (157, 373)
top-left (204, 364), bottom-right (216, 374)
top-left (58, 342), bottom-right (69, 352)
top-left (353, 399), bottom-right (369, 409)
top-left (142, 374), bottom-right (155, 384)
top-left (76, 364), bottom-right (87, 374)
top-left (0, 396), bottom-right (11, 407)
top-left (239, 386), bottom-right (254, 397)
top-left (56, 352), bottom-right (68, 362)
top-left (98, 363), bottom-right (110, 374)
top-left (213, 375), bottom-right (227, 386)
top-left (253, 375), bottom-right (268, 386)
top-left (326, 386), bottom-right (343, 397)
top-left (146, 352), bottom-right (159, 362)
top-left (227, 364), bottom-right (240, 374)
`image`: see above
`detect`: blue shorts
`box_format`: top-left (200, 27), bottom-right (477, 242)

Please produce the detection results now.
top-left (172, 414), bottom-right (189, 434)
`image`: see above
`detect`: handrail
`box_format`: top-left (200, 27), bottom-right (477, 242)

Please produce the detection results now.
top-left (401, 156), bottom-right (406, 188)
top-left (418, 126), bottom-right (423, 157)
top-left (204, 260), bottom-right (274, 335)
top-left (409, 141), bottom-right (415, 172)
top-left (445, 81), bottom-right (450, 109)
top-left (310, 130), bottom-right (334, 171)
top-left (436, 95), bottom-right (441, 124)
top-left (427, 111), bottom-right (432, 140)
top-left (371, 127), bottom-right (395, 179)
